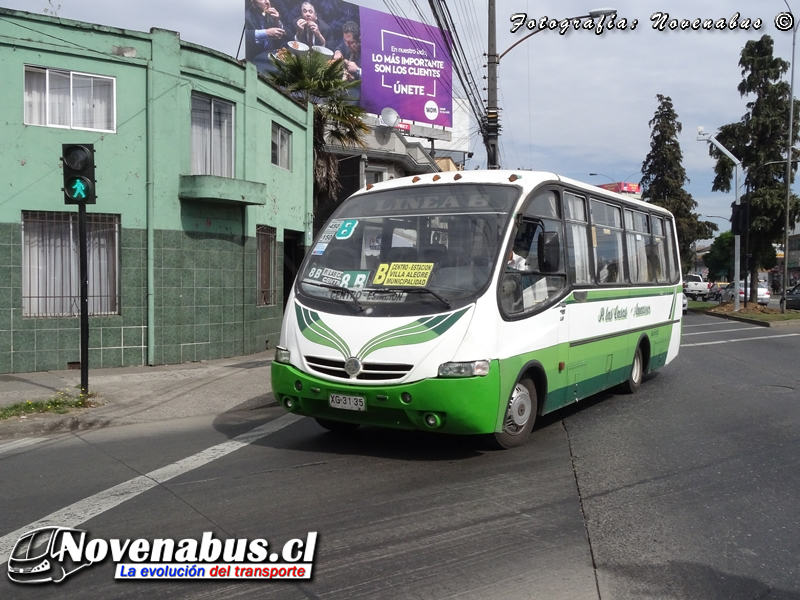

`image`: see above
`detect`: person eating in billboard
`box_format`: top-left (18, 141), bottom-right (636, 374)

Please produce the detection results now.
top-left (294, 1), bottom-right (331, 48)
top-left (333, 21), bottom-right (362, 81)
top-left (244, 0), bottom-right (286, 70)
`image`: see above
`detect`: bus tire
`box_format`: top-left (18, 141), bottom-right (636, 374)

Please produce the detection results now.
top-left (488, 377), bottom-right (536, 449)
top-left (315, 418), bottom-right (360, 433)
top-left (620, 345), bottom-right (644, 394)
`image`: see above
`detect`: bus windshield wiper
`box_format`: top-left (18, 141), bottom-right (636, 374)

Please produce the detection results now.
top-left (302, 280), bottom-right (364, 312)
top-left (377, 287), bottom-right (451, 309)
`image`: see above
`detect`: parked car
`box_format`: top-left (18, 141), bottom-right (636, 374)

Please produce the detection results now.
top-left (720, 281), bottom-right (771, 306)
top-left (683, 274), bottom-right (712, 300)
top-left (708, 282), bottom-right (729, 301)
top-left (682, 293), bottom-right (688, 314)
top-left (785, 284), bottom-right (800, 310)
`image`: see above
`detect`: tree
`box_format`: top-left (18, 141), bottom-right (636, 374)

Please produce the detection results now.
top-left (267, 49), bottom-right (369, 226)
top-left (707, 35), bottom-right (800, 301)
top-left (640, 94), bottom-right (717, 273)
top-left (703, 230), bottom-right (737, 282)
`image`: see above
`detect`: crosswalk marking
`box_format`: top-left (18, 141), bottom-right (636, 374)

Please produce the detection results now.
top-left (0, 413), bottom-right (303, 565)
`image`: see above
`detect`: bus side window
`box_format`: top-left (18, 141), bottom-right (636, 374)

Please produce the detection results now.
top-left (564, 193), bottom-right (591, 284)
top-left (590, 199), bottom-right (624, 285)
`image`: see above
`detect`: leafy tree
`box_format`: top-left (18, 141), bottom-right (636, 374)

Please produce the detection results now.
top-left (640, 94), bottom-right (717, 272)
top-left (707, 35), bottom-right (800, 301)
top-left (267, 49), bottom-right (369, 227)
top-left (703, 230), bottom-right (738, 282)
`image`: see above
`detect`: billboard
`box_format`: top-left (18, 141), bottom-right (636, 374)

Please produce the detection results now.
top-left (243, 0), bottom-right (453, 127)
top-left (597, 182), bottom-right (641, 194)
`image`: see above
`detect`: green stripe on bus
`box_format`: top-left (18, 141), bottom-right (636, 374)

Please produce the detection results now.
top-left (562, 286), bottom-right (681, 304)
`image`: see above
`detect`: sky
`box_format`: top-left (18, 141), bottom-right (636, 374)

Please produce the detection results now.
top-left (5, 0), bottom-right (800, 244)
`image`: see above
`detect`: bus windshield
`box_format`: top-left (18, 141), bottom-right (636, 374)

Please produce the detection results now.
top-left (297, 184), bottom-right (520, 316)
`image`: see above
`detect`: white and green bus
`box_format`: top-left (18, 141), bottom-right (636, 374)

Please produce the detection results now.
top-left (272, 170), bottom-right (682, 447)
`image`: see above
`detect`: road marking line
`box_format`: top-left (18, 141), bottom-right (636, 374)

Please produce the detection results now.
top-left (682, 322), bottom-right (741, 329)
top-left (683, 326), bottom-right (762, 336)
top-left (0, 413), bottom-right (302, 563)
top-left (683, 333), bottom-right (800, 347)
top-left (0, 438), bottom-right (44, 456)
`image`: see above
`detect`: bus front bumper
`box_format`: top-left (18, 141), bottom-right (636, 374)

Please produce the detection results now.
top-left (271, 361), bottom-right (502, 435)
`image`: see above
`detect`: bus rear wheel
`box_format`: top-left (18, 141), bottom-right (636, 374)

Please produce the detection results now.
top-left (620, 345), bottom-right (644, 394)
top-left (315, 418), bottom-right (360, 433)
top-left (488, 377), bottom-right (536, 449)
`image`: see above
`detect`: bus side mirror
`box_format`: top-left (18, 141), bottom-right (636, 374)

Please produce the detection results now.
top-left (538, 232), bottom-right (560, 273)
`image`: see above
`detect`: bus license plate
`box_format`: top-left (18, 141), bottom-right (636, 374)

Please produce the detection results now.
top-left (329, 393), bottom-right (366, 411)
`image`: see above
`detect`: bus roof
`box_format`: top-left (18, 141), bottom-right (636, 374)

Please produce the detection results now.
top-left (353, 170), bottom-right (673, 217)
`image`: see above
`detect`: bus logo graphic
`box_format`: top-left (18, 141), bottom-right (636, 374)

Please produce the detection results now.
top-left (344, 357), bottom-right (362, 376)
top-left (7, 526), bottom-right (93, 584)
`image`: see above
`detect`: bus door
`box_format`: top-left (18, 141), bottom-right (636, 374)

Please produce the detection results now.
top-left (501, 189), bottom-right (570, 411)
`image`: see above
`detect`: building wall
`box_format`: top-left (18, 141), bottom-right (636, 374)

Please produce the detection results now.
top-left (0, 9), bottom-right (313, 373)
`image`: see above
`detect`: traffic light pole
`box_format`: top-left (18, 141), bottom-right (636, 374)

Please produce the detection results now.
top-left (62, 143), bottom-right (95, 395)
top-left (78, 202), bottom-right (89, 396)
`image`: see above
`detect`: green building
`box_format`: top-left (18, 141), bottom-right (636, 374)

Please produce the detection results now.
top-left (0, 8), bottom-right (313, 374)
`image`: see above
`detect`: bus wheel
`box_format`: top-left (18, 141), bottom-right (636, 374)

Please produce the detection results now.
top-left (489, 378), bottom-right (536, 449)
top-left (315, 418), bottom-right (360, 433)
top-left (620, 345), bottom-right (644, 394)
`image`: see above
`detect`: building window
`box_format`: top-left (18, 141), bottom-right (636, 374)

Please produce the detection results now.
top-left (366, 168), bottom-right (386, 185)
top-left (257, 225), bottom-right (278, 306)
top-left (191, 94), bottom-right (234, 177)
top-left (21, 211), bottom-right (120, 317)
top-left (271, 123), bottom-right (291, 170)
top-left (24, 66), bottom-right (116, 132)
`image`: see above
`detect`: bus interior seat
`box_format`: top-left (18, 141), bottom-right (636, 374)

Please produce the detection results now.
top-left (419, 243), bottom-right (449, 266)
top-left (386, 246), bottom-right (417, 263)
top-left (325, 247), bottom-right (358, 271)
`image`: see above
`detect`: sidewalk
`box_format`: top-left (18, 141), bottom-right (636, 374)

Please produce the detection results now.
top-left (0, 351), bottom-right (277, 439)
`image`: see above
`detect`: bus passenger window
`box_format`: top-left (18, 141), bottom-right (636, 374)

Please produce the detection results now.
top-left (565, 193), bottom-right (591, 284)
top-left (590, 200), bottom-right (624, 285)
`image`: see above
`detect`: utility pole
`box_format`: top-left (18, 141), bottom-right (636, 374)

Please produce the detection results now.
top-left (486, 0), bottom-right (500, 169)
top-left (485, 6), bottom-right (616, 170)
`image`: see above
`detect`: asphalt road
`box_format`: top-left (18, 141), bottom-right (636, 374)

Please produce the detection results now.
top-left (2, 312), bottom-right (800, 599)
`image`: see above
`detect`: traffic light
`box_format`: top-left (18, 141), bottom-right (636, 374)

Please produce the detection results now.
top-left (731, 203), bottom-right (744, 235)
top-left (62, 144), bottom-right (95, 204)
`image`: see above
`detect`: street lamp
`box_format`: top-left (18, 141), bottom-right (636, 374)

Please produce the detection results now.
top-left (698, 126), bottom-right (742, 311)
top-left (589, 171), bottom-right (641, 193)
top-left (485, 5), bottom-right (617, 169)
top-left (782, 0), bottom-right (798, 313)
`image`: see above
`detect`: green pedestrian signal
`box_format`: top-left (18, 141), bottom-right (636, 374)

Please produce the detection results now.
top-left (62, 144), bottom-right (96, 204)
top-left (64, 176), bottom-right (92, 201)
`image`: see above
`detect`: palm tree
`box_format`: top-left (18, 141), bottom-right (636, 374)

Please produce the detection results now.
top-left (267, 50), bottom-right (369, 215)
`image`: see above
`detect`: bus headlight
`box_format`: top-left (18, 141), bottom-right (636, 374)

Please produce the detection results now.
top-left (275, 347), bottom-right (291, 364)
top-left (438, 360), bottom-right (490, 377)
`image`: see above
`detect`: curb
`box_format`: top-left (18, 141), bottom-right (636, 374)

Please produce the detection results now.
top-left (691, 308), bottom-right (800, 328)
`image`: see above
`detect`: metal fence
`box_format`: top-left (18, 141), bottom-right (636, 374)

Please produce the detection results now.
top-left (257, 224), bottom-right (278, 306)
top-left (21, 210), bottom-right (120, 317)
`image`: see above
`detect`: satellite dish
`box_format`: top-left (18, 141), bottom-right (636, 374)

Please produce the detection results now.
top-left (380, 107), bottom-right (400, 128)
top-left (375, 127), bottom-right (392, 146)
